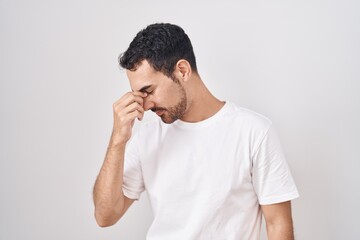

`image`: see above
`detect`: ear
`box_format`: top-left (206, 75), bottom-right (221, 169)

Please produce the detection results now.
top-left (175, 59), bottom-right (192, 82)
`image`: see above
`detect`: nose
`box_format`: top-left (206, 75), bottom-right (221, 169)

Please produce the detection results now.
top-left (143, 96), bottom-right (155, 111)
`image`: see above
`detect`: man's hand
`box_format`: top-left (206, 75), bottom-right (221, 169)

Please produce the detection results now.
top-left (112, 91), bottom-right (147, 144)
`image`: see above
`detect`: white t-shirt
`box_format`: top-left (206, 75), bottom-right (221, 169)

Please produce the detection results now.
top-left (123, 102), bottom-right (299, 240)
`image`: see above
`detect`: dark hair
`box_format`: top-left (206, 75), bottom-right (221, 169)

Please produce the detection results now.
top-left (119, 23), bottom-right (197, 79)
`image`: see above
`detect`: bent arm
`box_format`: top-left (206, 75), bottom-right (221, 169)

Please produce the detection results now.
top-left (93, 135), bottom-right (135, 227)
top-left (261, 201), bottom-right (295, 240)
top-left (93, 91), bottom-right (146, 227)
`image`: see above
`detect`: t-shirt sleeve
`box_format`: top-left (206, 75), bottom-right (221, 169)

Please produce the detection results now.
top-left (251, 124), bottom-right (299, 205)
top-left (122, 130), bottom-right (145, 200)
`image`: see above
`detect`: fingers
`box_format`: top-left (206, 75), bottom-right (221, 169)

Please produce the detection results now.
top-left (123, 93), bottom-right (145, 107)
top-left (113, 91), bottom-right (147, 123)
top-left (125, 101), bottom-right (145, 120)
top-left (111, 91), bottom-right (148, 142)
top-left (127, 108), bottom-right (144, 121)
top-left (115, 91), bottom-right (147, 108)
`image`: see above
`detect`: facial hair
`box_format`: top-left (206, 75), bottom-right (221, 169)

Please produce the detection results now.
top-left (151, 83), bottom-right (187, 124)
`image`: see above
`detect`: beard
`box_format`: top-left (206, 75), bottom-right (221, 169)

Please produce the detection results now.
top-left (151, 84), bottom-right (187, 124)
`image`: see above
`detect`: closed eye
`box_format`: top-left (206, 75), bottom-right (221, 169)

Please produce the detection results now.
top-left (138, 85), bottom-right (153, 94)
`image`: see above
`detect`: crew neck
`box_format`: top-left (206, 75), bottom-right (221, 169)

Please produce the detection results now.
top-left (171, 101), bottom-right (234, 129)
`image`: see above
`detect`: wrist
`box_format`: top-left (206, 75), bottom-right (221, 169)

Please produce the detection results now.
top-left (110, 132), bottom-right (128, 148)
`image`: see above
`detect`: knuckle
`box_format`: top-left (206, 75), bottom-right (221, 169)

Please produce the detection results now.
top-left (119, 115), bottom-right (125, 122)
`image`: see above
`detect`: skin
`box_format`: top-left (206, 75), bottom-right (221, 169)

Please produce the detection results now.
top-left (93, 59), bottom-right (295, 239)
top-left (262, 201), bottom-right (295, 240)
top-left (127, 63), bottom-right (188, 124)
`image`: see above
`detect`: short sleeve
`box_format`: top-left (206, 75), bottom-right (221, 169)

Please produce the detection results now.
top-left (252, 125), bottom-right (299, 205)
top-left (123, 130), bottom-right (145, 200)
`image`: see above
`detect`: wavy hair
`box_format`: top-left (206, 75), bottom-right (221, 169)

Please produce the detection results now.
top-left (119, 23), bottom-right (197, 80)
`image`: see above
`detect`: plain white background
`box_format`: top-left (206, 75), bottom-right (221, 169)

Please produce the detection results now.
top-left (0, 0), bottom-right (359, 239)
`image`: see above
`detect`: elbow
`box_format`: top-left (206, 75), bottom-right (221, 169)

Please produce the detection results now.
top-left (94, 208), bottom-right (120, 228)
top-left (95, 217), bottom-right (114, 228)
top-left (97, 221), bottom-right (114, 228)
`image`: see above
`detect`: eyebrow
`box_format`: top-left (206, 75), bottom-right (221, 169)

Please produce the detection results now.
top-left (137, 85), bottom-right (152, 92)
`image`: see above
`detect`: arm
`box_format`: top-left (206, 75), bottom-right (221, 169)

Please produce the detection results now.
top-left (261, 201), bottom-right (295, 240)
top-left (93, 139), bottom-right (134, 227)
top-left (93, 91), bottom-right (146, 227)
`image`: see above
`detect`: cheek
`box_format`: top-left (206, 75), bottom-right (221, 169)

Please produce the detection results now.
top-left (155, 88), bottom-right (176, 103)
top-left (165, 89), bottom-right (182, 105)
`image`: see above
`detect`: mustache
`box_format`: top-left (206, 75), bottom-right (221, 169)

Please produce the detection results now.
top-left (151, 107), bottom-right (167, 112)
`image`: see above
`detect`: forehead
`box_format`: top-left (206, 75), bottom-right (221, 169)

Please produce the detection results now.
top-left (126, 60), bottom-right (160, 91)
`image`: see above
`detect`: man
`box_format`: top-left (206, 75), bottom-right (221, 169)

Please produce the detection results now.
top-left (93, 23), bottom-right (299, 240)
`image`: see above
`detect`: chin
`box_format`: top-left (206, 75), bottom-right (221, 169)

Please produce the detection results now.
top-left (160, 114), bottom-right (177, 124)
top-left (160, 117), bottom-right (175, 124)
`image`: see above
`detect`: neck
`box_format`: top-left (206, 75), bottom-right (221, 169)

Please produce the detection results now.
top-left (180, 76), bottom-right (225, 123)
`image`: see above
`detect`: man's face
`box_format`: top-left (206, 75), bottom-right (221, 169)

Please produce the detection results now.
top-left (127, 60), bottom-right (188, 124)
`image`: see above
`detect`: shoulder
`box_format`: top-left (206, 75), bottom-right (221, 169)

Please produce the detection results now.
top-left (224, 102), bottom-right (273, 132)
